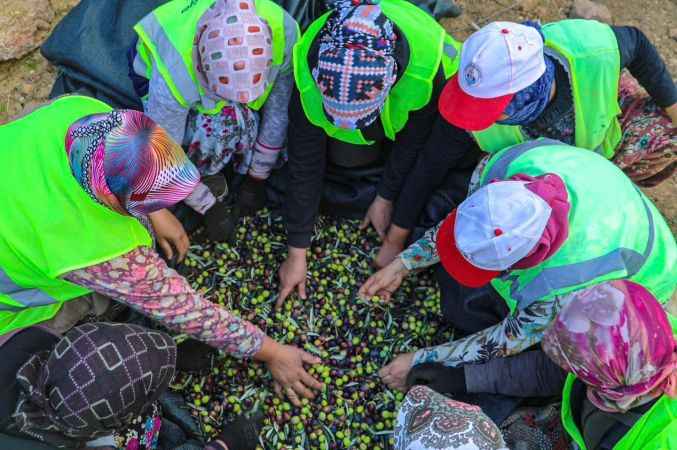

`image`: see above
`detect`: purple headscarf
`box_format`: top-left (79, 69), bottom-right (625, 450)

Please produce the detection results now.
top-left (543, 280), bottom-right (677, 413)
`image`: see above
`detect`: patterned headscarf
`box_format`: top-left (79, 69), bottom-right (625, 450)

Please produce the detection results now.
top-left (543, 281), bottom-right (677, 413)
top-left (195, 0), bottom-right (273, 104)
top-left (313, 0), bottom-right (398, 130)
top-left (395, 385), bottom-right (508, 450)
top-left (12, 323), bottom-right (176, 448)
top-left (497, 22), bottom-right (556, 126)
top-left (66, 110), bottom-right (200, 217)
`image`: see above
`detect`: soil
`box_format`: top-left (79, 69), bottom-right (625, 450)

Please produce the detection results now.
top-left (0, 0), bottom-right (675, 228)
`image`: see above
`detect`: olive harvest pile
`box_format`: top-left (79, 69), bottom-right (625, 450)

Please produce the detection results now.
top-left (172, 210), bottom-right (452, 450)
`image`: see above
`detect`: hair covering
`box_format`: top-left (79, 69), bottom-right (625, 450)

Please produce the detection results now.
top-left (543, 280), bottom-right (677, 413)
top-left (66, 110), bottom-right (200, 217)
top-left (194, 0), bottom-right (273, 104)
top-left (313, 0), bottom-right (398, 130)
top-left (12, 323), bottom-right (176, 448)
top-left (395, 385), bottom-right (508, 450)
top-left (497, 22), bottom-right (556, 126)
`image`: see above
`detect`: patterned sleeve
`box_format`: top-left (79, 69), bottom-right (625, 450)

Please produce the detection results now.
top-left (62, 247), bottom-right (265, 359)
top-left (412, 297), bottom-right (565, 367)
top-left (399, 221), bottom-right (443, 271)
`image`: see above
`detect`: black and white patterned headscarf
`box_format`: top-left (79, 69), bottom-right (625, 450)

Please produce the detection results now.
top-left (11, 323), bottom-right (176, 448)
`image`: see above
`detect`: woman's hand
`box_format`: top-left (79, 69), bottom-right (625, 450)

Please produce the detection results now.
top-left (277, 247), bottom-right (308, 309)
top-left (358, 257), bottom-right (410, 301)
top-left (379, 352), bottom-right (415, 392)
top-left (360, 195), bottom-right (393, 239)
top-left (665, 103), bottom-right (677, 127)
top-left (148, 209), bottom-right (190, 263)
top-left (255, 338), bottom-right (323, 406)
top-left (374, 225), bottom-right (409, 269)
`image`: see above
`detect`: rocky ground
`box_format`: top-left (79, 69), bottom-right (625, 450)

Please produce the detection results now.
top-left (0, 0), bottom-right (674, 227)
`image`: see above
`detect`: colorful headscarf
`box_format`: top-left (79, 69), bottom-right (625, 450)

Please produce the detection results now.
top-left (395, 385), bottom-right (507, 450)
top-left (543, 280), bottom-right (677, 413)
top-left (66, 110), bottom-right (200, 217)
top-left (313, 0), bottom-right (398, 130)
top-left (497, 22), bottom-right (556, 126)
top-left (195, 0), bottom-right (273, 104)
top-left (12, 323), bottom-right (176, 448)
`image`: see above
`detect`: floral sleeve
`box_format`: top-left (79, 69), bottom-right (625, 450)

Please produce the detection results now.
top-left (63, 247), bottom-right (265, 359)
top-left (399, 221), bottom-right (443, 271)
top-left (412, 297), bottom-right (566, 367)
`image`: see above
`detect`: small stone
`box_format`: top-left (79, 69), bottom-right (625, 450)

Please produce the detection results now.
top-left (569, 0), bottom-right (612, 23)
top-left (0, 0), bottom-right (55, 61)
top-left (669, 28), bottom-right (677, 42)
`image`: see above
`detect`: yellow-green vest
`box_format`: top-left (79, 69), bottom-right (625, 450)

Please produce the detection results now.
top-left (293, 0), bottom-right (461, 145)
top-left (134, 0), bottom-right (299, 114)
top-left (0, 96), bottom-right (152, 335)
top-left (473, 20), bottom-right (622, 159)
top-left (561, 315), bottom-right (677, 450)
top-left (479, 139), bottom-right (676, 312)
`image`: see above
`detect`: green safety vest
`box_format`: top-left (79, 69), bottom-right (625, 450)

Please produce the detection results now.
top-left (561, 315), bottom-right (677, 450)
top-left (473, 20), bottom-right (622, 159)
top-left (134, 0), bottom-right (299, 114)
top-left (293, 0), bottom-right (461, 145)
top-left (479, 139), bottom-right (676, 312)
top-left (0, 96), bottom-right (152, 335)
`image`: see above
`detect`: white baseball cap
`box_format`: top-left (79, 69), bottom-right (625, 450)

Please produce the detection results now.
top-left (439, 22), bottom-right (545, 131)
top-left (436, 181), bottom-right (552, 287)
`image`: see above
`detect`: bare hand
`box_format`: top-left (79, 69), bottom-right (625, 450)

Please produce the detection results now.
top-left (277, 248), bottom-right (307, 309)
top-left (148, 209), bottom-right (190, 262)
top-left (374, 229), bottom-right (407, 269)
top-left (266, 345), bottom-right (323, 406)
top-left (379, 352), bottom-right (415, 392)
top-left (359, 258), bottom-right (409, 301)
top-left (360, 195), bottom-right (393, 239)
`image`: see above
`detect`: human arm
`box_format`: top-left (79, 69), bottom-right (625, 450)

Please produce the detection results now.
top-left (412, 296), bottom-right (564, 367)
top-left (63, 247), bottom-right (322, 404)
top-left (143, 65), bottom-right (191, 145)
top-left (612, 26), bottom-right (677, 121)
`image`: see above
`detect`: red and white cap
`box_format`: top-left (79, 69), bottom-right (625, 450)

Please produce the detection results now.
top-left (439, 22), bottom-right (545, 131)
top-left (436, 180), bottom-right (552, 287)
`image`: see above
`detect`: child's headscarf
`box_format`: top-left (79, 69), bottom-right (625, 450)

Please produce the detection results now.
top-left (313, 0), bottom-right (398, 130)
top-left (66, 110), bottom-right (200, 217)
top-left (194, 0), bottom-right (273, 104)
top-left (543, 280), bottom-right (677, 413)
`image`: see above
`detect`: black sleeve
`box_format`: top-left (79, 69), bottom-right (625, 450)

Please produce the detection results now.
top-left (391, 118), bottom-right (478, 230)
top-left (284, 87), bottom-right (328, 248)
top-left (376, 99), bottom-right (439, 202)
top-left (464, 350), bottom-right (567, 397)
top-left (612, 25), bottom-right (677, 107)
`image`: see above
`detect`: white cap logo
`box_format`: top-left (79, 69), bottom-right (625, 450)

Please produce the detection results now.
top-left (464, 63), bottom-right (481, 87)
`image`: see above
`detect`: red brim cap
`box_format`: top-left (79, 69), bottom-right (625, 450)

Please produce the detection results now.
top-left (438, 74), bottom-right (514, 132)
top-left (436, 210), bottom-right (501, 288)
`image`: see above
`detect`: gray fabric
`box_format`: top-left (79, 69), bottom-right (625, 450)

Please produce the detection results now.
top-left (464, 350), bottom-right (567, 398)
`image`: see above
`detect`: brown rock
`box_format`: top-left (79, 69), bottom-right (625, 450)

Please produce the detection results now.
top-left (670, 28), bottom-right (677, 42)
top-left (0, 0), bottom-right (55, 61)
top-left (569, 0), bottom-right (612, 23)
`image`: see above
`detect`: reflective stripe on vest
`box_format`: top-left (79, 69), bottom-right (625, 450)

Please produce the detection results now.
top-left (293, 0), bottom-right (460, 145)
top-left (134, 0), bottom-right (296, 113)
top-left (471, 20), bottom-right (622, 157)
top-left (480, 139), bottom-right (674, 311)
top-left (0, 268), bottom-right (57, 312)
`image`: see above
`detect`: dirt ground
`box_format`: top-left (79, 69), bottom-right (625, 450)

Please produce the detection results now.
top-left (0, 0), bottom-right (675, 229)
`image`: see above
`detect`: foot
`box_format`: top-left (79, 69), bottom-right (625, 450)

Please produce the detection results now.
top-left (203, 200), bottom-right (240, 242)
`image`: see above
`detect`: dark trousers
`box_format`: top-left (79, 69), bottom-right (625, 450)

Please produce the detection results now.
top-left (434, 266), bottom-right (566, 423)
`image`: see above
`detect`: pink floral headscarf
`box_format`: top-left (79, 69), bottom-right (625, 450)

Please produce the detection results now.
top-left (194, 0), bottom-right (273, 104)
top-left (543, 280), bottom-right (677, 413)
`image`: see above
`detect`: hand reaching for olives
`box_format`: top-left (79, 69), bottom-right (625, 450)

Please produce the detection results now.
top-left (379, 352), bottom-right (415, 392)
top-left (359, 257), bottom-right (410, 301)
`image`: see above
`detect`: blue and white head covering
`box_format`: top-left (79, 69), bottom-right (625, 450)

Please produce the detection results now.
top-left (313, 0), bottom-right (398, 130)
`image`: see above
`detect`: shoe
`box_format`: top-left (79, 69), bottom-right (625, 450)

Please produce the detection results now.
top-left (203, 200), bottom-right (240, 242)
